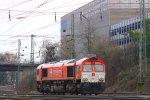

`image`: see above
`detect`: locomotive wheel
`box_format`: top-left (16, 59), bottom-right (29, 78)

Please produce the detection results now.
top-left (62, 92), bottom-right (65, 95)
top-left (95, 93), bottom-right (98, 95)
top-left (76, 92), bottom-right (78, 95)
top-left (53, 92), bottom-right (56, 95)
top-left (81, 93), bottom-right (86, 95)
top-left (70, 92), bottom-right (73, 95)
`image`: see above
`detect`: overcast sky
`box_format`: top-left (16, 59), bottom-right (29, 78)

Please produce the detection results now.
top-left (0, 0), bottom-right (93, 63)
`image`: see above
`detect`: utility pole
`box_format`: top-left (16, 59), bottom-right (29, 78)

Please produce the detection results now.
top-left (30, 34), bottom-right (35, 91)
top-left (16, 39), bottom-right (21, 93)
top-left (139, 0), bottom-right (147, 83)
top-left (31, 34), bottom-right (35, 65)
top-left (80, 12), bottom-right (91, 54)
top-left (71, 14), bottom-right (75, 59)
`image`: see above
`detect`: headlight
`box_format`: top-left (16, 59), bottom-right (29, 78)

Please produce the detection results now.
top-left (82, 78), bottom-right (88, 82)
top-left (99, 78), bottom-right (104, 82)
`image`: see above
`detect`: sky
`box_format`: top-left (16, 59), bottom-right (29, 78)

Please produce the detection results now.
top-left (0, 0), bottom-right (93, 63)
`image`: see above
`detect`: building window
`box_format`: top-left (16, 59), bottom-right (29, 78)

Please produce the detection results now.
top-left (121, 27), bottom-right (124, 33)
top-left (122, 37), bottom-right (127, 45)
top-left (111, 30), bottom-right (115, 36)
top-left (124, 26), bottom-right (127, 33)
top-left (119, 39), bottom-right (122, 46)
top-left (61, 20), bottom-right (67, 33)
top-left (114, 29), bottom-right (117, 35)
top-left (127, 25), bottom-right (130, 31)
top-left (129, 24), bottom-right (132, 30)
top-left (135, 22), bottom-right (138, 29)
top-left (100, 15), bottom-right (103, 21)
top-left (127, 37), bottom-right (131, 43)
top-left (118, 28), bottom-right (121, 34)
top-left (138, 21), bottom-right (141, 29)
top-left (132, 23), bottom-right (134, 30)
top-left (116, 28), bottom-right (118, 33)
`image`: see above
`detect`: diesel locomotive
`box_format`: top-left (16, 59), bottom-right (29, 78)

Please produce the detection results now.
top-left (36, 55), bottom-right (106, 94)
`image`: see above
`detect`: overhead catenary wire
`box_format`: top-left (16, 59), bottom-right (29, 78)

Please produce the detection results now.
top-left (0, 2), bottom-right (89, 14)
top-left (0, 0), bottom-right (95, 54)
top-left (0, 40), bottom-right (18, 46)
top-left (0, 0), bottom-right (33, 13)
top-left (0, 0), bottom-right (6, 5)
top-left (0, 21), bottom-right (60, 43)
top-left (0, 2), bottom-right (90, 21)
top-left (0, 0), bottom-right (32, 7)
top-left (0, 2), bottom-right (93, 27)
top-left (0, 0), bottom-right (90, 22)
top-left (0, 0), bottom-right (92, 25)
top-left (0, 0), bottom-right (53, 36)
top-left (0, 2), bottom-right (142, 41)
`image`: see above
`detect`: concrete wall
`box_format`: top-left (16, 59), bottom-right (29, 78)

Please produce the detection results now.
top-left (109, 8), bottom-right (139, 25)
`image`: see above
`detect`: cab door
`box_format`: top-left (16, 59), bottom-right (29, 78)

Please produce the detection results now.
top-left (75, 65), bottom-right (81, 79)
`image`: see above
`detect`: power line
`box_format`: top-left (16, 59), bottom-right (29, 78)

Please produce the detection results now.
top-left (0, 21), bottom-right (60, 43)
top-left (0, 0), bottom-right (32, 7)
top-left (0, 0), bottom-right (92, 25)
top-left (0, 40), bottom-right (17, 46)
top-left (41, 0), bottom-right (75, 12)
top-left (0, 0), bottom-right (33, 13)
top-left (17, 21), bottom-right (60, 36)
top-left (0, 0), bottom-right (53, 36)
top-left (0, 0), bottom-right (93, 40)
top-left (0, 0), bottom-right (6, 5)
top-left (0, 2), bottom-right (90, 21)
top-left (0, 2), bottom-right (89, 14)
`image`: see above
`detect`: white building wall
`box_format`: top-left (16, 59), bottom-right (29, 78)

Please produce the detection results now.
top-left (109, 0), bottom-right (150, 8)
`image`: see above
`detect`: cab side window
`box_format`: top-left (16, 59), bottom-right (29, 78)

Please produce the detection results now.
top-left (42, 68), bottom-right (47, 77)
top-left (67, 66), bottom-right (73, 77)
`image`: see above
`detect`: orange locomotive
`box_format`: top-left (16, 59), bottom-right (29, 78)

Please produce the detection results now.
top-left (36, 56), bottom-right (106, 94)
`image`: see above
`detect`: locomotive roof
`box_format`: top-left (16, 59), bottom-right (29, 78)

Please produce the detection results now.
top-left (56, 56), bottom-right (98, 64)
top-left (37, 55), bottom-right (101, 69)
top-left (56, 59), bottom-right (76, 64)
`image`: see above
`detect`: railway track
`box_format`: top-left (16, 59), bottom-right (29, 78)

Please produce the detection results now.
top-left (0, 93), bottom-right (150, 100)
top-left (0, 85), bottom-right (150, 100)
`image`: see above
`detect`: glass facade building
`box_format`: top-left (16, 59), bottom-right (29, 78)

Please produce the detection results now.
top-left (61, 0), bottom-right (150, 56)
top-left (110, 13), bottom-right (150, 46)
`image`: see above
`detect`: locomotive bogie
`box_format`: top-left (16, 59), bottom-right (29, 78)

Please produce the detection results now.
top-left (37, 80), bottom-right (80, 94)
top-left (80, 82), bottom-right (105, 94)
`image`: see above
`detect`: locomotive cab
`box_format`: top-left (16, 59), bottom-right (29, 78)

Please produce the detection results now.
top-left (77, 57), bottom-right (106, 94)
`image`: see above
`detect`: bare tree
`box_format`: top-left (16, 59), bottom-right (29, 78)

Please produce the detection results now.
top-left (0, 52), bottom-right (17, 64)
top-left (60, 36), bottom-right (73, 59)
top-left (4, 52), bottom-right (17, 63)
top-left (40, 40), bottom-right (60, 63)
top-left (0, 54), bottom-right (6, 63)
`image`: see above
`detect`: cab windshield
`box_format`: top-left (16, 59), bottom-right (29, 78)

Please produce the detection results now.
top-left (94, 64), bottom-right (104, 72)
top-left (83, 64), bottom-right (92, 72)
